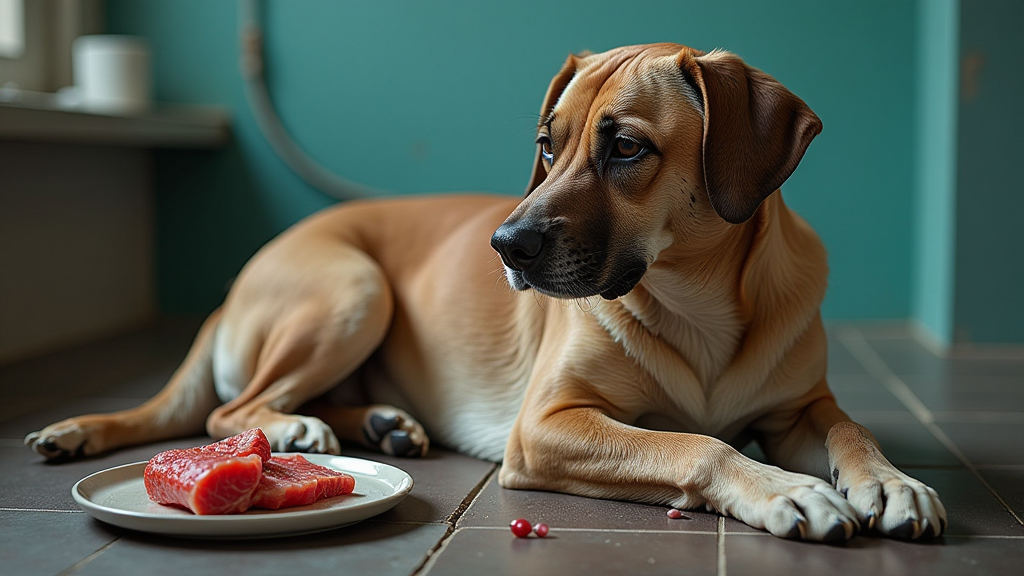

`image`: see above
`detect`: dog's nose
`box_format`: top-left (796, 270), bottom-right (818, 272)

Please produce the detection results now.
top-left (490, 223), bottom-right (545, 271)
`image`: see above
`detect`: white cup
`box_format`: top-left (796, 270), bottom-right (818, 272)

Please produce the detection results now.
top-left (72, 35), bottom-right (151, 114)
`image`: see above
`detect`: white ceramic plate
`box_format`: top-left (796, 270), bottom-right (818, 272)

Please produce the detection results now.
top-left (72, 454), bottom-right (413, 539)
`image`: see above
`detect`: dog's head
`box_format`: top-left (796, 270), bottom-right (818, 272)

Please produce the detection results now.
top-left (491, 44), bottom-right (821, 300)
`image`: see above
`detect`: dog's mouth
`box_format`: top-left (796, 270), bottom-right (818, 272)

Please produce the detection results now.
top-left (502, 260), bottom-right (647, 301)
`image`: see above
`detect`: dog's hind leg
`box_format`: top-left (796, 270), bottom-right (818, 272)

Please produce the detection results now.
top-left (25, 310), bottom-right (225, 461)
top-left (204, 245), bottom-right (395, 455)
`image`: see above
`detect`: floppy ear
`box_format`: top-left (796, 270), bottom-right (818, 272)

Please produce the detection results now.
top-left (678, 50), bottom-right (822, 224)
top-left (526, 54), bottom-right (583, 195)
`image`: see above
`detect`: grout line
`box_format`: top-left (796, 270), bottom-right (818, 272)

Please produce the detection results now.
top-left (0, 507), bottom-right (84, 513)
top-left (457, 525), bottom-right (721, 535)
top-left (839, 328), bottom-right (1024, 526)
top-left (446, 465), bottom-right (498, 527)
top-left (56, 538), bottom-right (120, 576)
top-left (413, 465), bottom-right (498, 576)
top-left (974, 464), bottom-right (1024, 470)
top-left (931, 412), bottom-right (1024, 424)
top-left (432, 525), bottom-right (1024, 538)
top-left (717, 516), bottom-right (727, 576)
top-left (416, 527), bottom-right (461, 575)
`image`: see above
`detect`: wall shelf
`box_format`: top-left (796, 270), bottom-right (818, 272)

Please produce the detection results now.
top-left (0, 101), bottom-right (231, 148)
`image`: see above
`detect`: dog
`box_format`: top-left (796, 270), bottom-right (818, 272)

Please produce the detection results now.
top-left (26, 43), bottom-right (945, 542)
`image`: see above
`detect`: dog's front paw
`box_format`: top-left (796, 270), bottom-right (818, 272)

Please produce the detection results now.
top-left (833, 463), bottom-right (947, 540)
top-left (25, 419), bottom-right (98, 461)
top-left (267, 415), bottom-right (342, 455)
top-left (361, 405), bottom-right (429, 457)
top-left (721, 462), bottom-right (860, 542)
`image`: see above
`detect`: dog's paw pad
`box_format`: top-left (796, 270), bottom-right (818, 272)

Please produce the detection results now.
top-left (361, 406), bottom-right (428, 457)
top-left (365, 413), bottom-right (401, 442)
top-left (380, 430), bottom-right (425, 457)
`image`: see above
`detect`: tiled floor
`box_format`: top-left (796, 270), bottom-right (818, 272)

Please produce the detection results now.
top-left (1, 320), bottom-right (1021, 575)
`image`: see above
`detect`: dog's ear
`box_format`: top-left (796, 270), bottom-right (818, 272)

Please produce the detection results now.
top-left (526, 54), bottom-right (583, 195)
top-left (678, 49), bottom-right (822, 224)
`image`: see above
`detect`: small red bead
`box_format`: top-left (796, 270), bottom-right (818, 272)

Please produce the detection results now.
top-left (534, 523), bottom-right (549, 537)
top-left (510, 518), bottom-right (532, 538)
top-left (667, 508), bottom-right (683, 519)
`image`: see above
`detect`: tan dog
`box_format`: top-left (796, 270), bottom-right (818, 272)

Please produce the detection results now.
top-left (26, 44), bottom-right (945, 542)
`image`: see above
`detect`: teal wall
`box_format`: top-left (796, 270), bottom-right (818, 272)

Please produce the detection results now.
top-left (107, 0), bottom-right (920, 319)
top-left (911, 0), bottom-right (959, 344)
top-left (952, 0), bottom-right (1024, 344)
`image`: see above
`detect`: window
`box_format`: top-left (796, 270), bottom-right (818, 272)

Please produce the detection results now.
top-left (0, 0), bottom-right (25, 59)
top-left (0, 0), bottom-right (102, 93)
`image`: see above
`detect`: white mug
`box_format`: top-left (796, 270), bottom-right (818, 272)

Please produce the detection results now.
top-left (72, 35), bottom-right (151, 114)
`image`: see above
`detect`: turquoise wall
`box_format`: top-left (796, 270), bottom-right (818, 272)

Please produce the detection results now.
top-left (952, 0), bottom-right (1024, 344)
top-left (911, 0), bottom-right (959, 344)
top-left (107, 0), bottom-right (919, 319)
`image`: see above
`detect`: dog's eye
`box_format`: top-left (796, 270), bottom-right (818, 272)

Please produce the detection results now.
top-left (537, 136), bottom-right (554, 163)
top-left (611, 138), bottom-right (644, 160)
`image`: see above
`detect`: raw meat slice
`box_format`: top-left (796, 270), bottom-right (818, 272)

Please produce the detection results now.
top-left (248, 454), bottom-right (356, 510)
top-left (144, 429), bottom-right (272, 515)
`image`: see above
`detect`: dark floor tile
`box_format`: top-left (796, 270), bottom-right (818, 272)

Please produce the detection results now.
top-left (74, 520), bottom-right (447, 576)
top-left (864, 335), bottom-right (1024, 379)
top-left (0, 436), bottom-right (210, 510)
top-left (978, 468), bottom-right (1024, 521)
top-left (858, 336), bottom-right (946, 376)
top-left (0, 397), bottom-right (147, 439)
top-left (904, 468), bottom-right (1024, 537)
top-left (847, 413), bottom-right (961, 467)
top-left (725, 533), bottom-right (1024, 576)
top-left (937, 422), bottom-right (1024, 466)
top-left (0, 395), bottom-right (50, 423)
top-left (827, 335), bottom-right (872, 376)
top-left (0, 510), bottom-right (120, 576)
top-left (829, 374), bottom-right (907, 411)
top-left (900, 374), bottom-right (1024, 412)
top-left (342, 446), bottom-right (495, 524)
top-left (425, 528), bottom-right (718, 576)
top-left (459, 471), bottom-right (719, 532)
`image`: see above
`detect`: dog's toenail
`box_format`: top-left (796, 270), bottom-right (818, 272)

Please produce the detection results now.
top-left (890, 519), bottom-right (918, 540)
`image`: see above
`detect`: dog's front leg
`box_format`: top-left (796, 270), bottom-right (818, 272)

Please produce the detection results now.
top-left (754, 393), bottom-right (947, 540)
top-left (501, 405), bottom-right (862, 541)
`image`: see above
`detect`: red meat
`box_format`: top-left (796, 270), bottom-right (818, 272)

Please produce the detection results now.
top-left (249, 454), bottom-right (357, 510)
top-left (144, 429), bottom-right (271, 515)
